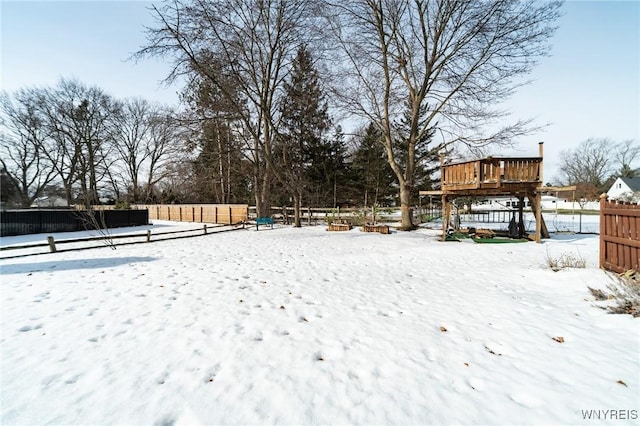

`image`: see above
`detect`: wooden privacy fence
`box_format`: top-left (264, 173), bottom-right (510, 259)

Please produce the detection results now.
top-left (131, 204), bottom-right (248, 224)
top-left (599, 195), bottom-right (640, 273)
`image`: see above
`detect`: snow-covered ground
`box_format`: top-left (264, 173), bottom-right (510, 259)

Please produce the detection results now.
top-left (1, 221), bottom-right (638, 425)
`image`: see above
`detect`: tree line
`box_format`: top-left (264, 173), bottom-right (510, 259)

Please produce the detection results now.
top-left (0, 76), bottom-right (402, 211)
top-left (2, 0), bottom-right (568, 229)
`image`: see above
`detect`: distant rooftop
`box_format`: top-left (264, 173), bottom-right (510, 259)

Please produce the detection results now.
top-left (620, 176), bottom-right (640, 192)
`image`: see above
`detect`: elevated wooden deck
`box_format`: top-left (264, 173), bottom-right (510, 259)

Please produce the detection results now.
top-left (421, 144), bottom-right (548, 242)
top-left (441, 157), bottom-right (542, 195)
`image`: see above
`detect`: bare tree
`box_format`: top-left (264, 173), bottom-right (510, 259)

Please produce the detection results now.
top-left (135, 0), bottom-right (323, 216)
top-left (107, 99), bottom-right (183, 203)
top-left (109, 98), bottom-right (154, 202)
top-left (614, 139), bottom-right (640, 177)
top-left (0, 89), bottom-right (58, 207)
top-left (144, 110), bottom-right (188, 202)
top-left (556, 138), bottom-right (613, 191)
top-left (33, 78), bottom-right (119, 207)
top-left (329, 0), bottom-right (561, 229)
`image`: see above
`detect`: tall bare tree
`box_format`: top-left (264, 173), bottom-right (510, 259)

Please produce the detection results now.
top-left (136, 0), bottom-right (323, 216)
top-left (329, 0), bottom-right (562, 229)
top-left (109, 98), bottom-right (155, 202)
top-left (614, 139), bottom-right (640, 178)
top-left (557, 138), bottom-right (612, 191)
top-left (0, 89), bottom-right (57, 207)
top-left (108, 99), bottom-right (183, 203)
top-left (144, 110), bottom-right (188, 202)
top-left (34, 78), bottom-right (118, 207)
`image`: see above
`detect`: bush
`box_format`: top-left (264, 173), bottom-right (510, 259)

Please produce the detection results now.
top-left (589, 271), bottom-right (640, 317)
top-left (546, 250), bottom-right (586, 271)
top-left (114, 200), bottom-right (131, 210)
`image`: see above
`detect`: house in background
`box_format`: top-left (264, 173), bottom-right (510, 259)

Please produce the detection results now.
top-left (468, 194), bottom-right (599, 211)
top-left (606, 177), bottom-right (640, 202)
top-left (30, 196), bottom-right (68, 208)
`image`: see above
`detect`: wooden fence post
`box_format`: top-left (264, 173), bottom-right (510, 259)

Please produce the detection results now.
top-left (204, 224), bottom-right (208, 234)
top-left (308, 207), bottom-right (312, 225)
top-left (599, 193), bottom-right (607, 269)
top-left (47, 236), bottom-right (57, 253)
top-left (146, 230), bottom-right (151, 242)
top-left (229, 206), bottom-right (233, 224)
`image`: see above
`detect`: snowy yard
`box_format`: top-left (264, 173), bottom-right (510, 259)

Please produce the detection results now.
top-left (1, 222), bottom-right (638, 425)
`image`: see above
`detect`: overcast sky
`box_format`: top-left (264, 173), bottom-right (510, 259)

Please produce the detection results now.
top-left (1, 0), bottom-right (639, 182)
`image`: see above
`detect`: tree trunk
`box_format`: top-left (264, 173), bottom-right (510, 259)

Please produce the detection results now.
top-left (399, 184), bottom-right (414, 230)
top-left (256, 166), bottom-right (271, 217)
top-left (293, 192), bottom-right (302, 227)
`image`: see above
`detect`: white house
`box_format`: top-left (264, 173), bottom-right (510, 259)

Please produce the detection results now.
top-left (30, 196), bottom-right (68, 208)
top-left (606, 177), bottom-right (640, 202)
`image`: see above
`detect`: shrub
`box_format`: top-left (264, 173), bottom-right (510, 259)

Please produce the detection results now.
top-left (589, 271), bottom-right (640, 317)
top-left (114, 200), bottom-right (131, 210)
top-left (546, 250), bottom-right (587, 271)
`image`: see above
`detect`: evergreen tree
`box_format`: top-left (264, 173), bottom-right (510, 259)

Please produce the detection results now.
top-left (277, 45), bottom-right (331, 225)
top-left (306, 125), bottom-right (348, 207)
top-left (183, 75), bottom-right (251, 204)
top-left (350, 123), bottom-right (395, 207)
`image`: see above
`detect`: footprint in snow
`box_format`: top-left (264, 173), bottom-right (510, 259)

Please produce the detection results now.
top-left (153, 414), bottom-right (176, 426)
top-left (203, 363), bottom-right (221, 383)
top-left (18, 324), bottom-right (42, 332)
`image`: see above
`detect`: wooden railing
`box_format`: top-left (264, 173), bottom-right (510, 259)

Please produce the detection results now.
top-left (441, 157), bottom-right (541, 192)
top-left (599, 195), bottom-right (640, 273)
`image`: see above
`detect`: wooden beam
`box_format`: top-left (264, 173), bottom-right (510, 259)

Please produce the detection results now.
top-left (527, 193), bottom-right (549, 242)
top-left (419, 190), bottom-right (443, 196)
top-left (541, 186), bottom-right (577, 192)
top-left (518, 195), bottom-right (525, 238)
top-left (442, 195), bottom-right (450, 241)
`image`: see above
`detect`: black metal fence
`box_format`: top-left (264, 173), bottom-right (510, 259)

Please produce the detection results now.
top-left (0, 209), bottom-right (149, 237)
